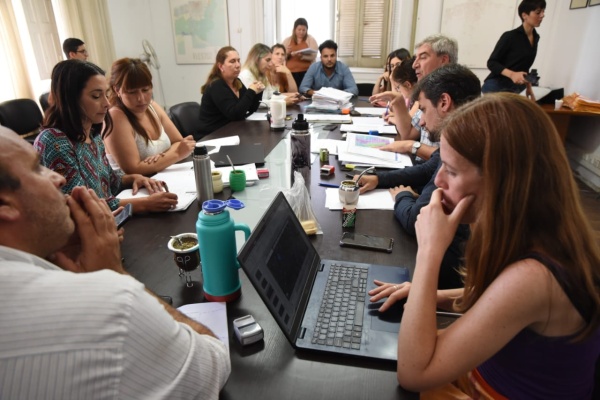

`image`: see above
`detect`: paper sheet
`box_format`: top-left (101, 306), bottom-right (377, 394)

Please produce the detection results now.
top-left (246, 112), bottom-right (268, 121)
top-left (177, 302), bottom-right (229, 350)
top-left (353, 107), bottom-right (386, 116)
top-left (311, 138), bottom-right (343, 155)
top-left (116, 161), bottom-right (197, 212)
top-left (325, 188), bottom-right (395, 210)
top-left (304, 114), bottom-right (352, 123)
top-left (214, 163), bottom-right (259, 186)
top-left (198, 135), bottom-right (240, 147)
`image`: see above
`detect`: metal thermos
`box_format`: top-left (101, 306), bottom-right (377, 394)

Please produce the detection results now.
top-left (290, 113), bottom-right (311, 185)
top-left (193, 145), bottom-right (213, 206)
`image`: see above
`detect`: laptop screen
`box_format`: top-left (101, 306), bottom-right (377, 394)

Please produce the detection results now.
top-left (238, 192), bottom-right (320, 340)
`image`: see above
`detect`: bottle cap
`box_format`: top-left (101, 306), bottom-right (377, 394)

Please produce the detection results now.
top-left (202, 199), bottom-right (246, 213)
top-left (341, 108), bottom-right (351, 115)
top-left (292, 114), bottom-right (309, 131)
top-left (368, 130), bottom-right (380, 136)
top-left (194, 145), bottom-right (208, 156)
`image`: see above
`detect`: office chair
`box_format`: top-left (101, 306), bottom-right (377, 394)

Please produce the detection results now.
top-left (39, 92), bottom-right (50, 112)
top-left (0, 98), bottom-right (43, 143)
top-left (356, 83), bottom-right (375, 97)
top-left (168, 101), bottom-right (203, 141)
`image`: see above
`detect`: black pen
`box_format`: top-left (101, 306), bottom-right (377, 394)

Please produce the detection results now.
top-left (162, 181), bottom-right (169, 193)
top-left (319, 182), bottom-right (339, 188)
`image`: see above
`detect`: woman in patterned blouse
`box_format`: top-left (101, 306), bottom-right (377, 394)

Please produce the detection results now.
top-left (34, 60), bottom-right (178, 213)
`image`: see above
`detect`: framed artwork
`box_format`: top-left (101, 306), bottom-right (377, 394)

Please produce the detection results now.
top-left (569, 0), bottom-right (588, 9)
top-left (170, 0), bottom-right (230, 64)
top-left (589, 0), bottom-right (600, 6)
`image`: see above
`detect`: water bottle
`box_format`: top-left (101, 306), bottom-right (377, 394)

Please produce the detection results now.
top-left (196, 199), bottom-right (251, 302)
top-left (193, 145), bottom-right (213, 206)
top-left (269, 91), bottom-right (286, 130)
top-left (290, 113), bottom-right (311, 184)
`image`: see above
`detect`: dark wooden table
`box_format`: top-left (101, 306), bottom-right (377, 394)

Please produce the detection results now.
top-left (120, 103), bottom-right (419, 400)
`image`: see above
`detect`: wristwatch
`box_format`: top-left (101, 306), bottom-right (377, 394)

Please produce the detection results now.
top-left (411, 141), bottom-right (421, 155)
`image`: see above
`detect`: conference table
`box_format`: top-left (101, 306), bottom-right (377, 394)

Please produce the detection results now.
top-left (121, 101), bottom-right (420, 400)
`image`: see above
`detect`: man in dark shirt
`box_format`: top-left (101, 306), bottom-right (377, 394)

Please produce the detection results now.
top-left (356, 64), bottom-right (481, 288)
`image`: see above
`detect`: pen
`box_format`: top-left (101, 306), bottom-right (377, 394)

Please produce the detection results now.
top-left (384, 101), bottom-right (390, 117)
top-left (162, 181), bottom-right (169, 193)
top-left (319, 182), bottom-right (340, 188)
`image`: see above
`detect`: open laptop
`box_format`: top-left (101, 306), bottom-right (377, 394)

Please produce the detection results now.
top-left (210, 143), bottom-right (265, 167)
top-left (237, 192), bottom-right (410, 361)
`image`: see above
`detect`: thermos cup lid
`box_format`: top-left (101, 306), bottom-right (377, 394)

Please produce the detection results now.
top-left (194, 145), bottom-right (208, 156)
top-left (202, 199), bottom-right (246, 213)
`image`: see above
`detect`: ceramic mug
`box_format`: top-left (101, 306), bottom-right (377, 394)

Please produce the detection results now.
top-left (229, 170), bottom-right (247, 192)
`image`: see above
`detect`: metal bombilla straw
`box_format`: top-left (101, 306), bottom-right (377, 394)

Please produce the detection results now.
top-left (354, 166), bottom-right (375, 188)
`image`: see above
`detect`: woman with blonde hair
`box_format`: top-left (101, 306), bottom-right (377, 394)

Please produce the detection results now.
top-left (105, 58), bottom-right (195, 175)
top-left (197, 46), bottom-right (264, 138)
top-left (282, 18), bottom-right (318, 88)
top-left (370, 93), bottom-right (600, 398)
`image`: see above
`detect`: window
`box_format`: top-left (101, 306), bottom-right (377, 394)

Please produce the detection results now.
top-left (335, 0), bottom-right (392, 68)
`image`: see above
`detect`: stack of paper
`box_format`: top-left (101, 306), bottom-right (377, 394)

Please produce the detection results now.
top-left (562, 92), bottom-right (600, 113)
top-left (178, 302), bottom-right (229, 350)
top-left (338, 133), bottom-right (412, 169)
top-left (304, 114), bottom-right (352, 123)
top-left (310, 87), bottom-right (353, 111)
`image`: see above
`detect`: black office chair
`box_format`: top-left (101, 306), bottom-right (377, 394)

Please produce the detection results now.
top-left (357, 83), bottom-right (375, 97)
top-left (168, 101), bottom-right (203, 141)
top-left (0, 98), bottom-right (43, 144)
top-left (39, 92), bottom-right (50, 113)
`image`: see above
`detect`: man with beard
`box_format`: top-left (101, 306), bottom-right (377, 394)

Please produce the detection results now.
top-left (299, 40), bottom-right (358, 96)
top-left (356, 64), bottom-right (480, 289)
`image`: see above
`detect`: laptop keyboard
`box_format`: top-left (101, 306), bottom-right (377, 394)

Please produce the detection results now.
top-left (312, 263), bottom-right (368, 350)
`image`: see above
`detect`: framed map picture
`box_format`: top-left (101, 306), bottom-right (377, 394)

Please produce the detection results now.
top-left (170, 0), bottom-right (229, 64)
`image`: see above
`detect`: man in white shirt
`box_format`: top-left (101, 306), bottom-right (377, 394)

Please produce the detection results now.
top-left (370, 34), bottom-right (458, 162)
top-left (0, 127), bottom-right (230, 399)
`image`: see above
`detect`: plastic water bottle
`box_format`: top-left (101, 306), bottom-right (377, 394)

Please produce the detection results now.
top-left (196, 199), bottom-right (251, 302)
top-left (193, 145), bottom-right (213, 206)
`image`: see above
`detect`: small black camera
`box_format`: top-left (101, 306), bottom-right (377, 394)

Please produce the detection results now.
top-left (525, 69), bottom-right (540, 86)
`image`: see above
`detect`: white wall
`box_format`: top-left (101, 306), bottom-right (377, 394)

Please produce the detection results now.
top-left (105, 0), bottom-right (263, 108)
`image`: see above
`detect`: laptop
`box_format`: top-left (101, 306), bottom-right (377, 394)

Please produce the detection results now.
top-left (237, 192), bottom-right (410, 361)
top-left (210, 143), bottom-right (265, 167)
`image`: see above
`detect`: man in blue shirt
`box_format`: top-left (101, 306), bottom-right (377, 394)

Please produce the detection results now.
top-left (299, 40), bottom-right (358, 96)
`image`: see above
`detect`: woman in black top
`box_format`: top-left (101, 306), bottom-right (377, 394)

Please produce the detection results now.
top-left (197, 46), bottom-right (265, 140)
top-left (481, 0), bottom-right (545, 99)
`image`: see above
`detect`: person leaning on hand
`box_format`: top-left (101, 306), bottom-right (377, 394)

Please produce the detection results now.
top-left (34, 60), bottom-right (178, 214)
top-left (0, 127), bottom-right (231, 399)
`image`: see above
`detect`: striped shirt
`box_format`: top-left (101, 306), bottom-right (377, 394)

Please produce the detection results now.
top-left (0, 245), bottom-right (230, 399)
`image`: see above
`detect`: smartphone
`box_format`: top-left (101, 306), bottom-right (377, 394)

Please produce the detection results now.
top-left (339, 232), bottom-right (394, 253)
top-left (115, 203), bottom-right (133, 229)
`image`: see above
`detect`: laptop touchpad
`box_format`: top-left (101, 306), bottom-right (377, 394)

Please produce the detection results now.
top-left (367, 301), bottom-right (403, 333)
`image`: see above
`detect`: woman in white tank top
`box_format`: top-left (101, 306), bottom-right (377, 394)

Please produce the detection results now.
top-left (104, 58), bottom-right (196, 176)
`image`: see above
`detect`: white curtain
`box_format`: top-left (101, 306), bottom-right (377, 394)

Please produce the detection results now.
top-left (0, 0), bottom-right (34, 101)
top-left (54, 0), bottom-right (116, 72)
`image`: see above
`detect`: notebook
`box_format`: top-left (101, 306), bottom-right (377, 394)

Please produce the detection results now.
top-left (238, 192), bottom-right (410, 361)
top-left (210, 143), bottom-right (265, 167)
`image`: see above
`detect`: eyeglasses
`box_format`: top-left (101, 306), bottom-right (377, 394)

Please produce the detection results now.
top-left (76, 50), bottom-right (89, 55)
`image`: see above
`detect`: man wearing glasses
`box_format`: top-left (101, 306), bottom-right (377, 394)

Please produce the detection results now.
top-left (62, 38), bottom-right (89, 61)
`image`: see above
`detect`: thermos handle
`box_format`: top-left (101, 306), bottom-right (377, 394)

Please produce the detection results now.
top-left (234, 223), bottom-right (251, 269)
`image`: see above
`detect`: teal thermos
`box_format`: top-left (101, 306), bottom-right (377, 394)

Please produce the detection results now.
top-left (196, 199), bottom-right (251, 302)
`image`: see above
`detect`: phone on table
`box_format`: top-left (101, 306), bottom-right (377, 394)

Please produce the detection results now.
top-left (115, 203), bottom-right (133, 229)
top-left (339, 232), bottom-right (394, 253)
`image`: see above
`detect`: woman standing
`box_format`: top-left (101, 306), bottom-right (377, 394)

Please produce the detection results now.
top-left (197, 46), bottom-right (264, 138)
top-left (482, 0), bottom-right (545, 100)
top-left (282, 18), bottom-right (318, 89)
top-left (34, 60), bottom-right (178, 213)
top-left (370, 93), bottom-right (600, 398)
top-left (105, 58), bottom-right (196, 176)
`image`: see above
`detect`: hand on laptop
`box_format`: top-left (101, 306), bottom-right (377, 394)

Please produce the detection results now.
top-left (368, 280), bottom-right (411, 312)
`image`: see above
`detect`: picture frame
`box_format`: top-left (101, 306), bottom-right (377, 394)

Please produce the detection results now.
top-left (589, 0), bottom-right (600, 6)
top-left (569, 0), bottom-right (589, 9)
top-left (170, 0), bottom-right (230, 64)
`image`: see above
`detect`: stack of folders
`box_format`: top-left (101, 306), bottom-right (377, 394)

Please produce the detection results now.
top-left (337, 133), bottom-right (413, 169)
top-left (307, 87), bottom-right (353, 113)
